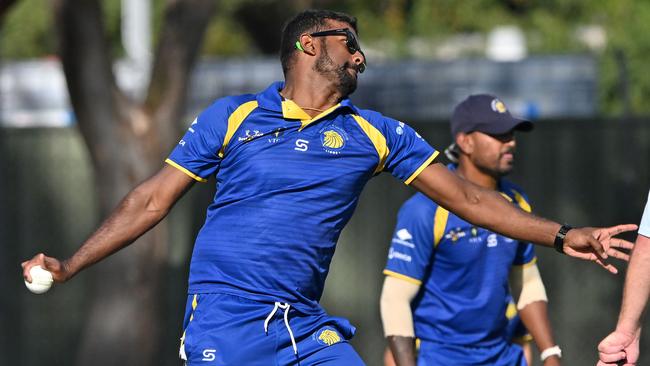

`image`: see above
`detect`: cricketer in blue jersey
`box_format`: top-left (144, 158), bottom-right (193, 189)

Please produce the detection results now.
top-left (22, 9), bottom-right (636, 366)
top-left (381, 95), bottom-right (561, 366)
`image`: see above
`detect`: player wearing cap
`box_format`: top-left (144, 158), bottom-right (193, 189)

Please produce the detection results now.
top-left (381, 95), bottom-right (562, 366)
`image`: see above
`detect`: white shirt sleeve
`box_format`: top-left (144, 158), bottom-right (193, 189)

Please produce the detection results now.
top-left (639, 190), bottom-right (650, 237)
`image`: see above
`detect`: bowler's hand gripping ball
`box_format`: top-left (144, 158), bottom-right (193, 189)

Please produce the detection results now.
top-left (24, 265), bottom-right (53, 294)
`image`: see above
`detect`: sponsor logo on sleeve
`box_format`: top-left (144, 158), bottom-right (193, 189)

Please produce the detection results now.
top-left (392, 228), bottom-right (415, 248)
top-left (388, 247), bottom-right (412, 262)
top-left (396, 121), bottom-right (405, 135)
top-left (188, 118), bottom-right (198, 133)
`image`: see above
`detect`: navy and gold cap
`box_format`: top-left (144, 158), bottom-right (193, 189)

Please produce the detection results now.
top-left (450, 94), bottom-right (533, 137)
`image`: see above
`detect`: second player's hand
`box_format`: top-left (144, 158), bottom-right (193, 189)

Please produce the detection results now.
top-left (21, 253), bottom-right (72, 284)
top-left (597, 329), bottom-right (639, 366)
top-left (563, 225), bottom-right (637, 274)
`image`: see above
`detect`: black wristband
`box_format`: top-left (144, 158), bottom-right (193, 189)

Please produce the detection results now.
top-left (554, 225), bottom-right (573, 254)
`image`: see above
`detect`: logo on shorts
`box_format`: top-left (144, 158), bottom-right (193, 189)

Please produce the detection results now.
top-left (320, 126), bottom-right (348, 154)
top-left (314, 327), bottom-right (341, 346)
top-left (201, 349), bottom-right (216, 362)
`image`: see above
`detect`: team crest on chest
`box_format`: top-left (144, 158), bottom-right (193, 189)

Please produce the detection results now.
top-left (320, 126), bottom-right (348, 155)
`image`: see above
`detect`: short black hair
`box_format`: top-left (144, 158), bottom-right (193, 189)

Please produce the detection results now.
top-left (280, 9), bottom-right (358, 75)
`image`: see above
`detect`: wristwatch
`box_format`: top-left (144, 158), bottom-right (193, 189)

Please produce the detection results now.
top-left (554, 225), bottom-right (572, 254)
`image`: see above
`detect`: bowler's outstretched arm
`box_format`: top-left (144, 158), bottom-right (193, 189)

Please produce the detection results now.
top-left (412, 163), bottom-right (636, 273)
top-left (22, 165), bottom-right (195, 283)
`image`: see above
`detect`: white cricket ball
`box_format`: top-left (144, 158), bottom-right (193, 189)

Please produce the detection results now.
top-left (24, 265), bottom-right (54, 294)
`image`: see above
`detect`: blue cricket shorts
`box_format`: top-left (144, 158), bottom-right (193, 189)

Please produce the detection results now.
top-left (179, 292), bottom-right (366, 365)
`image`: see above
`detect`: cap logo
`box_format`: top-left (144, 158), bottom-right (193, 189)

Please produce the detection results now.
top-left (491, 99), bottom-right (507, 113)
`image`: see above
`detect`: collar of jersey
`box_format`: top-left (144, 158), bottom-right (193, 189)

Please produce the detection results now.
top-left (257, 81), bottom-right (356, 129)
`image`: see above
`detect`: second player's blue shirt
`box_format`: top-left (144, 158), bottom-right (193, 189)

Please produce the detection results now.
top-left (384, 165), bottom-right (536, 347)
top-left (640, 190), bottom-right (650, 237)
top-left (167, 81), bottom-right (438, 311)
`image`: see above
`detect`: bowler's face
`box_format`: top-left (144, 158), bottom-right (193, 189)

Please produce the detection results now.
top-left (312, 20), bottom-right (366, 96)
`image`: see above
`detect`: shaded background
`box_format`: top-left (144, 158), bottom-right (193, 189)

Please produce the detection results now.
top-left (2, 1), bottom-right (650, 365)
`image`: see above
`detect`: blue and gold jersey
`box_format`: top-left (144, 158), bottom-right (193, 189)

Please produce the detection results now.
top-left (384, 164), bottom-right (536, 347)
top-left (505, 294), bottom-right (532, 344)
top-left (167, 81), bottom-right (438, 311)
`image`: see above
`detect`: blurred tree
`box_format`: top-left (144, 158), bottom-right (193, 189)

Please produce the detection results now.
top-left (0, 0), bottom-right (17, 19)
top-left (51, 0), bottom-right (215, 365)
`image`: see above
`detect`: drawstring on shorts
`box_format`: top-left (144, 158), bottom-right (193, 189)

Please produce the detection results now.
top-left (264, 301), bottom-right (298, 355)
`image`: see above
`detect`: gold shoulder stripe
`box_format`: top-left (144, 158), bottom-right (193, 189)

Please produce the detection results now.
top-left (404, 151), bottom-right (439, 185)
top-left (352, 115), bottom-right (390, 174)
top-left (511, 189), bottom-right (532, 213)
top-left (165, 159), bottom-right (208, 183)
top-left (218, 100), bottom-right (259, 158)
top-left (500, 192), bottom-right (513, 202)
top-left (433, 205), bottom-right (449, 248)
top-left (505, 301), bottom-right (518, 319)
top-left (383, 270), bottom-right (422, 285)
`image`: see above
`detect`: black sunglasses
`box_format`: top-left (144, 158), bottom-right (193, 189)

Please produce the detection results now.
top-left (309, 28), bottom-right (366, 73)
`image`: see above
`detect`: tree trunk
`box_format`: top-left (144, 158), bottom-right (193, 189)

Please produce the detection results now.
top-left (51, 0), bottom-right (215, 365)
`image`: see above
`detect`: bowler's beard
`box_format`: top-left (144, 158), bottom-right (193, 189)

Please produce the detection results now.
top-left (313, 42), bottom-right (357, 97)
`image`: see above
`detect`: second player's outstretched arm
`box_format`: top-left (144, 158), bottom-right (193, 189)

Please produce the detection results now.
top-left (617, 233), bottom-right (650, 336)
top-left (411, 163), bottom-right (636, 273)
top-left (598, 233), bottom-right (650, 366)
top-left (22, 165), bottom-right (195, 283)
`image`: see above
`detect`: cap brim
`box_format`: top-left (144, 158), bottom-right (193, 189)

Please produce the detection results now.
top-left (512, 118), bottom-right (534, 132)
top-left (474, 117), bottom-right (534, 135)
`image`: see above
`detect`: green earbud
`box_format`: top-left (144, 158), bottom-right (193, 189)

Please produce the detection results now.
top-left (295, 41), bottom-right (305, 52)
